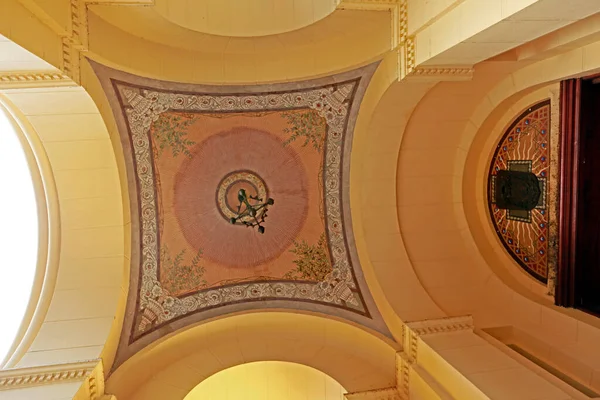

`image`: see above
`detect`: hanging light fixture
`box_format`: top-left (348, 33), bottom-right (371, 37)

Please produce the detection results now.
top-left (229, 189), bottom-right (274, 234)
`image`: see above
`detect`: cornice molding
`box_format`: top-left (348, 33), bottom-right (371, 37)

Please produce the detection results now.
top-left (0, 71), bottom-right (73, 88)
top-left (337, 0), bottom-right (399, 11)
top-left (406, 66), bottom-right (475, 81)
top-left (345, 387), bottom-right (402, 400)
top-left (394, 316), bottom-right (474, 398)
top-left (406, 315), bottom-right (474, 336)
top-left (0, 360), bottom-right (97, 391)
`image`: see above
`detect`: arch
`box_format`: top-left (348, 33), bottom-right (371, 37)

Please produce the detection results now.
top-left (486, 98), bottom-right (553, 285)
top-left (105, 312), bottom-right (398, 400)
top-left (0, 84), bottom-right (126, 369)
top-left (0, 94), bottom-right (60, 368)
top-left (383, 37), bottom-right (600, 376)
top-left (153, 0), bottom-right (338, 38)
top-left (468, 86), bottom-right (559, 299)
top-left (349, 57), bottom-right (446, 324)
top-left (185, 361), bottom-right (347, 399)
top-left (85, 3), bottom-right (392, 84)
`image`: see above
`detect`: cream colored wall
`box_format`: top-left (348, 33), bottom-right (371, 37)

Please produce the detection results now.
top-left (408, 0), bottom-right (600, 66)
top-left (0, 86), bottom-right (124, 369)
top-left (185, 361), bottom-right (346, 400)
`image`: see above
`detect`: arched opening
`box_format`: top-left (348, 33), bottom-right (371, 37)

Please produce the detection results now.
top-left (106, 312), bottom-right (397, 400)
top-left (185, 361), bottom-right (347, 400)
top-left (0, 102), bottom-right (42, 367)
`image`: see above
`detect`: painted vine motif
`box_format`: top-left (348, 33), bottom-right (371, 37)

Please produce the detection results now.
top-left (284, 233), bottom-right (332, 281)
top-left (282, 110), bottom-right (327, 152)
top-left (160, 246), bottom-right (207, 295)
top-left (150, 112), bottom-right (197, 158)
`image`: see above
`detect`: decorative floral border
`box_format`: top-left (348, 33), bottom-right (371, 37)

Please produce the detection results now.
top-left (115, 81), bottom-right (368, 339)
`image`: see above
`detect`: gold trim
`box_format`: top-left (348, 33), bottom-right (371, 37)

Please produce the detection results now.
top-left (406, 66), bottom-right (475, 81)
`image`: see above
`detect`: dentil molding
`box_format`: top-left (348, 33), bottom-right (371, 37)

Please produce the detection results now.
top-left (0, 71), bottom-right (74, 88)
top-left (0, 360), bottom-right (97, 391)
top-left (345, 386), bottom-right (402, 400)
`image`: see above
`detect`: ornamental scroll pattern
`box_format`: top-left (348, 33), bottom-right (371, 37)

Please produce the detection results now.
top-left (117, 82), bottom-right (365, 338)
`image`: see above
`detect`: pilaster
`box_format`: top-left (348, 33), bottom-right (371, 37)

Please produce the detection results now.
top-left (397, 315), bottom-right (475, 399)
top-left (337, 0), bottom-right (473, 82)
top-left (73, 359), bottom-right (117, 400)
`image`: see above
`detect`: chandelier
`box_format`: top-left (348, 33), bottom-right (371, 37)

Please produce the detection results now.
top-left (229, 189), bottom-right (274, 234)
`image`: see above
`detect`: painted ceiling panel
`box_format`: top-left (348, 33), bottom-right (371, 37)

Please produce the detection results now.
top-left (91, 61), bottom-right (390, 368)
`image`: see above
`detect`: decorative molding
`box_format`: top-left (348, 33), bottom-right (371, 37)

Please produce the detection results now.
top-left (61, 36), bottom-right (81, 83)
top-left (345, 387), bottom-right (402, 400)
top-left (393, 316), bottom-right (474, 398)
top-left (0, 360), bottom-right (97, 391)
top-left (398, 36), bottom-right (416, 79)
top-left (406, 315), bottom-right (474, 336)
top-left (0, 71), bottom-right (73, 88)
top-left (70, 0), bottom-right (86, 48)
top-left (398, 0), bottom-right (408, 45)
top-left (406, 66), bottom-right (475, 81)
top-left (71, 360), bottom-right (118, 400)
top-left (396, 352), bottom-right (411, 399)
top-left (337, 0), bottom-right (399, 11)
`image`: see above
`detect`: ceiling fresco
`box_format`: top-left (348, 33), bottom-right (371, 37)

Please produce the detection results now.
top-left (488, 100), bottom-right (557, 283)
top-left (91, 61), bottom-right (390, 368)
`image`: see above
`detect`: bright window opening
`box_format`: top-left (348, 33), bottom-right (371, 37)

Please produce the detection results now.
top-left (0, 105), bottom-right (38, 365)
top-left (186, 361), bottom-right (347, 400)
